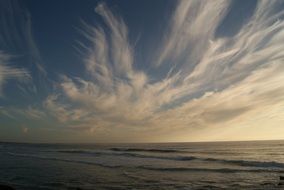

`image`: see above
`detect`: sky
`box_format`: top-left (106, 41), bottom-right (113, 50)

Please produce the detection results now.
top-left (0, 0), bottom-right (284, 143)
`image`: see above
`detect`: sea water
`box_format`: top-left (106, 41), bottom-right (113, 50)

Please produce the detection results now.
top-left (0, 140), bottom-right (284, 189)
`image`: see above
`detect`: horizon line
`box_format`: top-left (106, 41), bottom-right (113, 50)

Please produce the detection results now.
top-left (1, 139), bottom-right (284, 145)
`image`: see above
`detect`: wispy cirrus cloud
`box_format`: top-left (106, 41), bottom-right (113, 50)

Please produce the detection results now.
top-left (0, 0), bottom-right (49, 131)
top-left (0, 0), bottom-right (45, 71)
top-left (1, 0), bottom-right (284, 142)
top-left (0, 105), bottom-right (46, 120)
top-left (0, 52), bottom-right (30, 95)
top-left (0, 0), bottom-right (47, 99)
top-left (40, 0), bottom-right (284, 141)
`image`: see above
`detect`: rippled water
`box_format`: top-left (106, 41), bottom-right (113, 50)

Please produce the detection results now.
top-left (1, 140), bottom-right (284, 189)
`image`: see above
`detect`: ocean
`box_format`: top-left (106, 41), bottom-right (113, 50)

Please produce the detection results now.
top-left (0, 140), bottom-right (284, 189)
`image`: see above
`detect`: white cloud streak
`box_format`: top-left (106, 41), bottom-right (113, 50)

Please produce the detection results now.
top-left (0, 0), bottom-right (47, 100)
top-left (41, 0), bottom-right (284, 142)
top-left (0, 52), bottom-right (30, 95)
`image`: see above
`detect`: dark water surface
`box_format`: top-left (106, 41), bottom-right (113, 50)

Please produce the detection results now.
top-left (1, 140), bottom-right (284, 189)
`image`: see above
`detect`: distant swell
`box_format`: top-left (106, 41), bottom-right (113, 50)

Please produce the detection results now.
top-left (137, 166), bottom-right (275, 173)
top-left (109, 148), bottom-right (182, 153)
top-left (203, 158), bottom-right (284, 169)
top-left (115, 152), bottom-right (284, 169)
top-left (15, 148), bottom-right (284, 170)
top-left (51, 149), bottom-right (196, 160)
top-left (55, 150), bottom-right (103, 155)
top-left (49, 148), bottom-right (284, 169)
top-left (7, 152), bottom-right (284, 173)
top-left (58, 150), bottom-right (92, 154)
top-left (7, 152), bottom-right (121, 169)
